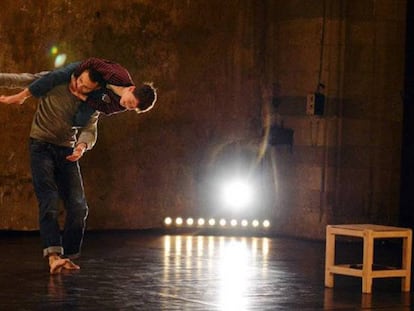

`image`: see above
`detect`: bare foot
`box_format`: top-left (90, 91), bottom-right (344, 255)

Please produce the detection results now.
top-left (63, 259), bottom-right (80, 271)
top-left (49, 257), bottom-right (69, 274)
top-left (49, 255), bottom-right (80, 274)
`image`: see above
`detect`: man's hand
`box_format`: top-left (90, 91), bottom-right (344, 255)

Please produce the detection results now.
top-left (66, 143), bottom-right (87, 162)
top-left (0, 88), bottom-right (31, 105)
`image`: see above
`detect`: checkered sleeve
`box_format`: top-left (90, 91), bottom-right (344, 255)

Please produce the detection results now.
top-left (74, 57), bottom-right (134, 87)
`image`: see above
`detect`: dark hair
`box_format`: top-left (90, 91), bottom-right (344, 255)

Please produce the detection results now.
top-left (133, 83), bottom-right (157, 112)
top-left (87, 68), bottom-right (106, 87)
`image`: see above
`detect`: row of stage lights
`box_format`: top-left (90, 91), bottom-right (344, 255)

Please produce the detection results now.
top-left (164, 217), bottom-right (270, 229)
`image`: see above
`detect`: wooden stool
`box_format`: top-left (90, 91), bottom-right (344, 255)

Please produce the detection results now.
top-left (325, 224), bottom-right (412, 294)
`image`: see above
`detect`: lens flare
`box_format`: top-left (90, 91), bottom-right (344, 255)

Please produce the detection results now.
top-left (54, 53), bottom-right (67, 68)
top-left (50, 46), bottom-right (58, 55)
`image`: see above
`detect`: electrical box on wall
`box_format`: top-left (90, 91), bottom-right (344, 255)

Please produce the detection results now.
top-left (306, 92), bottom-right (325, 116)
top-left (306, 93), bottom-right (315, 115)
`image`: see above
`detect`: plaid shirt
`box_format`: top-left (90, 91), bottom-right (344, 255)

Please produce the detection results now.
top-left (29, 58), bottom-right (136, 115)
top-left (74, 58), bottom-right (135, 115)
top-left (74, 58), bottom-right (134, 87)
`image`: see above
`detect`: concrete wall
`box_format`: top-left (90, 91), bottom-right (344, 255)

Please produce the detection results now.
top-left (0, 0), bottom-right (407, 239)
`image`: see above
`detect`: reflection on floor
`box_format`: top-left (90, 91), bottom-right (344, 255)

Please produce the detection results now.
top-left (0, 231), bottom-right (411, 310)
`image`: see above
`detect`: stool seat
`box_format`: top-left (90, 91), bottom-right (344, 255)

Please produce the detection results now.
top-left (324, 224), bottom-right (412, 294)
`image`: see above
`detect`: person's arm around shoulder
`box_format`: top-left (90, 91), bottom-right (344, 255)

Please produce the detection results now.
top-left (0, 61), bottom-right (79, 105)
top-left (0, 72), bottom-right (48, 105)
top-left (28, 61), bottom-right (80, 98)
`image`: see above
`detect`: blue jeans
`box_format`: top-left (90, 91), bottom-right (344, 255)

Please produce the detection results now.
top-left (29, 138), bottom-right (89, 258)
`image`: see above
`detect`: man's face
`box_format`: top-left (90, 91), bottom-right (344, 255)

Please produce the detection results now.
top-left (75, 71), bottom-right (99, 95)
top-left (120, 86), bottom-right (139, 110)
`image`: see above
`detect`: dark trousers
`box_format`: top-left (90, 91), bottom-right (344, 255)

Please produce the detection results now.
top-left (29, 138), bottom-right (88, 258)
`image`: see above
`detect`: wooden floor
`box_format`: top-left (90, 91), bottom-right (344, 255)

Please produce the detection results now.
top-left (0, 231), bottom-right (412, 310)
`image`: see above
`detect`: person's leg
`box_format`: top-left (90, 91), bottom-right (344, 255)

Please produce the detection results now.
top-left (29, 139), bottom-right (64, 266)
top-left (56, 146), bottom-right (89, 263)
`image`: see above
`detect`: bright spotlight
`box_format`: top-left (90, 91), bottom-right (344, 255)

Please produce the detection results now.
top-left (241, 219), bottom-right (248, 227)
top-left (175, 217), bottom-right (183, 226)
top-left (252, 219), bottom-right (259, 228)
top-left (208, 218), bottom-right (216, 226)
top-left (164, 217), bottom-right (172, 225)
top-left (197, 218), bottom-right (205, 226)
top-left (230, 219), bottom-right (238, 227)
top-left (186, 218), bottom-right (194, 226)
top-left (219, 219), bottom-right (227, 226)
top-left (221, 178), bottom-right (253, 209)
top-left (263, 220), bottom-right (270, 228)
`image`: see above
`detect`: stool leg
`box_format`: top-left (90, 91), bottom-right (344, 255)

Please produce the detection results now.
top-left (362, 230), bottom-right (373, 294)
top-left (325, 226), bottom-right (335, 288)
top-left (401, 232), bottom-right (412, 292)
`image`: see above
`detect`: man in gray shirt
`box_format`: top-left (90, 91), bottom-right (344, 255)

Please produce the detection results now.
top-left (0, 69), bottom-right (101, 273)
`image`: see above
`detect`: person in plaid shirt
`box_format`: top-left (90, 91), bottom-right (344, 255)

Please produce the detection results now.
top-left (0, 58), bottom-right (157, 126)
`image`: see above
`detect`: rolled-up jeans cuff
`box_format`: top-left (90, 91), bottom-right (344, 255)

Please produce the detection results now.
top-left (43, 246), bottom-right (64, 258)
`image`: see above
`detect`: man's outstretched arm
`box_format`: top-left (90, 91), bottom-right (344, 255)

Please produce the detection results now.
top-left (0, 61), bottom-right (80, 105)
top-left (0, 72), bottom-right (48, 105)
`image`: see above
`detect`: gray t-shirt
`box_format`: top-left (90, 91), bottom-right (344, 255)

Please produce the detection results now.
top-left (0, 72), bottom-right (99, 149)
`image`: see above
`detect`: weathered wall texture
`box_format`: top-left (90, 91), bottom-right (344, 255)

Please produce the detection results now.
top-left (265, 0), bottom-right (406, 238)
top-left (0, 0), bottom-right (407, 239)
